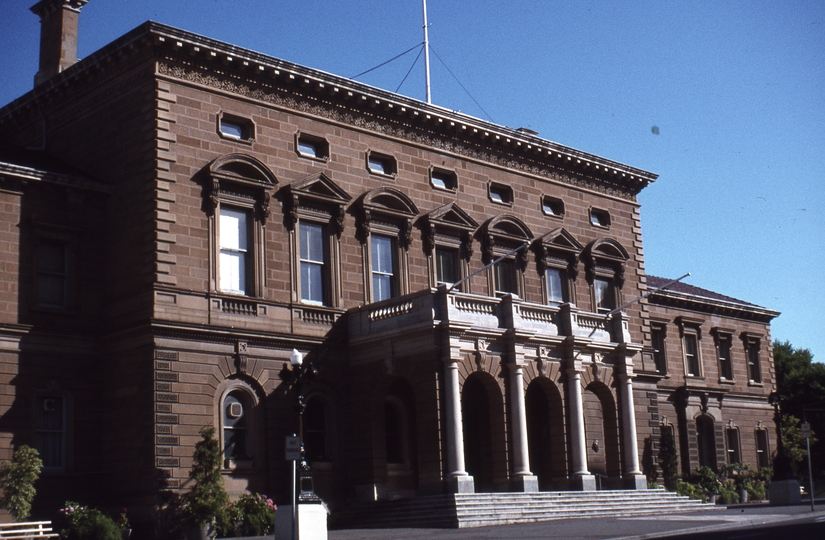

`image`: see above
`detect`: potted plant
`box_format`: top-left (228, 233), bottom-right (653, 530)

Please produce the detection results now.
top-left (183, 427), bottom-right (230, 540)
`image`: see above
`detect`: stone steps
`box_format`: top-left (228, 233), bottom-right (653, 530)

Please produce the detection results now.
top-left (329, 490), bottom-right (717, 529)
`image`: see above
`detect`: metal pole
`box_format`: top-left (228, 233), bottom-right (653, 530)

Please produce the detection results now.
top-left (448, 242), bottom-right (529, 293)
top-left (422, 0), bottom-right (431, 103)
top-left (603, 272), bottom-right (691, 319)
top-left (292, 456), bottom-right (297, 540)
top-left (806, 434), bottom-right (815, 511)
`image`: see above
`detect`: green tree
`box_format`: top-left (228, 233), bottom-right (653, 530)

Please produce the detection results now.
top-left (659, 427), bottom-right (680, 491)
top-left (182, 427), bottom-right (230, 534)
top-left (0, 445), bottom-right (43, 521)
top-left (773, 341), bottom-right (824, 479)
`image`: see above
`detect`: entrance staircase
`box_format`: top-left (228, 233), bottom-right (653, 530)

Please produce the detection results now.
top-left (329, 490), bottom-right (718, 529)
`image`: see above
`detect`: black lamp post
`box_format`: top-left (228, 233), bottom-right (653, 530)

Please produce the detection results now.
top-left (281, 348), bottom-right (321, 503)
top-left (768, 391), bottom-right (795, 481)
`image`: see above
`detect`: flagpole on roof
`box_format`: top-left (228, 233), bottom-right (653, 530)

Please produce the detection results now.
top-left (422, 0), bottom-right (432, 104)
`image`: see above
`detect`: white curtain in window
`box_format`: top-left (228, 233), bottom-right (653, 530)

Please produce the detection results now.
top-left (219, 208), bottom-right (248, 294)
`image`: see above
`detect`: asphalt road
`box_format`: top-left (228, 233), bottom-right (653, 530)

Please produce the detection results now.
top-left (328, 503), bottom-right (825, 540)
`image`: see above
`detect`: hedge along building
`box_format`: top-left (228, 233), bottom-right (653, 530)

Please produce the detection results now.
top-left (0, 0), bottom-right (778, 522)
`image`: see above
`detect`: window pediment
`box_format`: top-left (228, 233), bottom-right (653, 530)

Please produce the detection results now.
top-left (283, 172), bottom-right (351, 236)
top-left (205, 154), bottom-right (278, 224)
top-left (534, 227), bottom-right (582, 279)
top-left (481, 215), bottom-right (533, 268)
top-left (582, 238), bottom-right (629, 286)
top-left (357, 187), bottom-right (419, 249)
top-left (421, 202), bottom-right (478, 256)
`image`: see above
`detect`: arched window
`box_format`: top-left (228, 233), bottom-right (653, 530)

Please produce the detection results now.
top-left (303, 396), bottom-right (331, 462)
top-left (222, 391), bottom-right (250, 460)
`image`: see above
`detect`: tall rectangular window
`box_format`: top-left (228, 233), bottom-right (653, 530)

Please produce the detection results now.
top-left (546, 268), bottom-right (567, 304)
top-left (494, 259), bottom-right (517, 295)
top-left (718, 337), bottom-right (733, 380)
top-left (300, 222), bottom-right (327, 305)
top-left (684, 333), bottom-right (700, 376)
top-left (219, 207), bottom-right (250, 295)
top-left (371, 235), bottom-right (396, 302)
top-left (652, 326), bottom-right (667, 373)
top-left (35, 396), bottom-right (65, 470)
top-left (747, 341), bottom-right (762, 383)
top-left (726, 428), bottom-right (741, 464)
top-left (37, 240), bottom-right (67, 308)
top-left (756, 430), bottom-right (770, 469)
top-left (594, 278), bottom-right (614, 313)
top-left (435, 247), bottom-right (459, 287)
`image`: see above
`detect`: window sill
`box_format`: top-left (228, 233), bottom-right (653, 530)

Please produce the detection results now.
top-left (748, 380), bottom-right (764, 387)
top-left (296, 152), bottom-right (330, 163)
top-left (224, 458), bottom-right (254, 471)
top-left (218, 133), bottom-right (254, 145)
top-left (718, 378), bottom-right (735, 385)
top-left (367, 170), bottom-right (397, 181)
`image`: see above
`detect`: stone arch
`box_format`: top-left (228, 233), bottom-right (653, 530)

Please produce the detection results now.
top-left (583, 380), bottom-right (621, 480)
top-left (526, 377), bottom-right (567, 490)
top-left (461, 371), bottom-right (508, 492)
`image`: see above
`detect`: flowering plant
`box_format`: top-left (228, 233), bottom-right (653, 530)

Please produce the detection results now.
top-left (117, 508), bottom-right (130, 531)
top-left (55, 501), bottom-right (121, 540)
top-left (228, 493), bottom-right (277, 536)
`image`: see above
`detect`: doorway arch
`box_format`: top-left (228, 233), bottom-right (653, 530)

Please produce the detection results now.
top-left (461, 372), bottom-right (506, 492)
top-left (526, 378), bottom-right (567, 490)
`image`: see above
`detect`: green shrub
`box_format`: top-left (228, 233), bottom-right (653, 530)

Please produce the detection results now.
top-left (717, 482), bottom-right (739, 504)
top-left (745, 479), bottom-right (766, 501)
top-left (0, 445), bottom-right (42, 521)
top-left (225, 493), bottom-right (277, 536)
top-left (692, 466), bottom-right (721, 496)
top-left (55, 502), bottom-right (121, 540)
top-left (183, 427), bottom-right (230, 532)
top-left (675, 481), bottom-right (707, 501)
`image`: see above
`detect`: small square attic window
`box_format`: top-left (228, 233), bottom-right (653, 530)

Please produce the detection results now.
top-left (296, 133), bottom-right (329, 160)
top-left (218, 113), bottom-right (254, 143)
top-left (430, 168), bottom-right (457, 191)
top-left (541, 196), bottom-right (565, 217)
top-left (489, 182), bottom-right (513, 205)
top-left (590, 208), bottom-right (611, 228)
top-left (367, 152), bottom-right (397, 177)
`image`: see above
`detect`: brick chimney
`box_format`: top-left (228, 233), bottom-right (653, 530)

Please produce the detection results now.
top-left (30, 0), bottom-right (89, 87)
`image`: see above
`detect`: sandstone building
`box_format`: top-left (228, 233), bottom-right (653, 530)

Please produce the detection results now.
top-left (0, 0), bottom-right (779, 524)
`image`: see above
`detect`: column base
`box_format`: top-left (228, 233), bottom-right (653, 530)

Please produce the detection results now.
top-left (768, 479), bottom-right (801, 505)
top-left (622, 474), bottom-right (647, 490)
top-left (275, 504), bottom-right (328, 540)
top-left (448, 475), bottom-right (475, 494)
top-left (511, 474), bottom-right (539, 492)
top-left (569, 474), bottom-right (597, 491)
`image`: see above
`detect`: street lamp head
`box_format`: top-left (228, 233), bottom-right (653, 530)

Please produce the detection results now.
top-left (768, 392), bottom-right (783, 406)
top-left (290, 348), bottom-right (303, 368)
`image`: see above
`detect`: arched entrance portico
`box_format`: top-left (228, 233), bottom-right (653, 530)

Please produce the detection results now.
top-left (583, 382), bottom-right (621, 483)
top-left (461, 372), bottom-right (506, 492)
top-left (526, 379), bottom-right (567, 490)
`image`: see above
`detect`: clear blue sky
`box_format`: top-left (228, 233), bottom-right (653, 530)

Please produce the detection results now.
top-left (2, 1), bottom-right (823, 362)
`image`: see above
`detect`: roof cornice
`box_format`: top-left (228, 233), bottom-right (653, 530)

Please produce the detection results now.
top-left (648, 288), bottom-right (779, 323)
top-left (1, 21), bottom-right (658, 199)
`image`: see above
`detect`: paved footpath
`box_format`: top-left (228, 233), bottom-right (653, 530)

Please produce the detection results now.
top-left (328, 503), bottom-right (825, 540)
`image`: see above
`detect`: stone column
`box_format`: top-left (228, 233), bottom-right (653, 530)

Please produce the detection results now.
top-left (617, 369), bottom-right (647, 489)
top-left (566, 366), bottom-right (596, 490)
top-left (444, 357), bottom-right (474, 493)
top-left (508, 362), bottom-right (538, 492)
